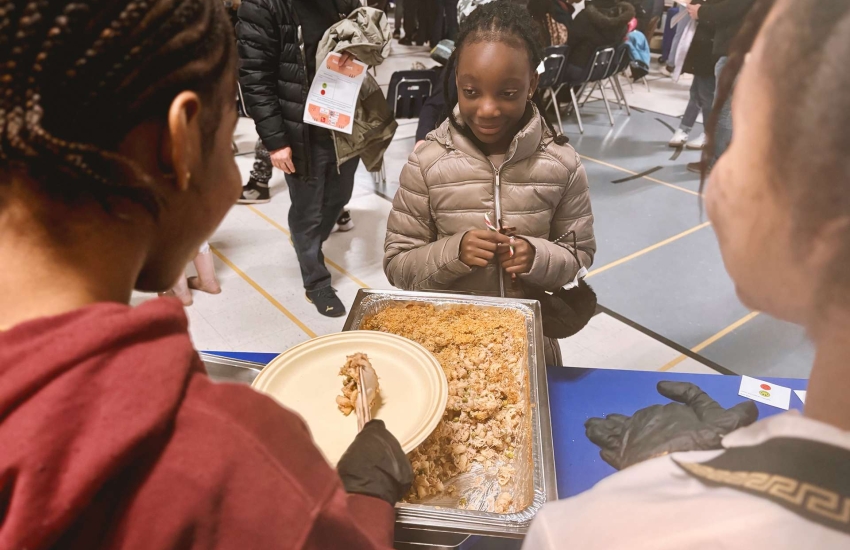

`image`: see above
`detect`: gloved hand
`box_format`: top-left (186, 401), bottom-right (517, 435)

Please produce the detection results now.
top-left (337, 420), bottom-right (413, 505)
top-left (585, 381), bottom-right (759, 470)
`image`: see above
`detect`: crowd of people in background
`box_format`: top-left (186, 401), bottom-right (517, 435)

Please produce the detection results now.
top-left (224, 0), bottom-right (758, 319)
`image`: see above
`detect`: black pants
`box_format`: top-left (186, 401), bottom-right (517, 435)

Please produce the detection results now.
top-left (285, 138), bottom-right (359, 291)
top-left (431, 0), bottom-right (457, 45)
top-left (404, 0), bottom-right (435, 44)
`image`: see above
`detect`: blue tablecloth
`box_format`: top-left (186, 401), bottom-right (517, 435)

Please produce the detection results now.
top-left (547, 367), bottom-right (808, 498)
top-left (203, 351), bottom-right (809, 502)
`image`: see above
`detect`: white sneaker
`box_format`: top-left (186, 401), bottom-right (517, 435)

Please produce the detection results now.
top-left (668, 129), bottom-right (689, 148)
top-left (332, 210), bottom-right (354, 233)
top-left (660, 65), bottom-right (674, 77)
top-left (686, 133), bottom-right (706, 150)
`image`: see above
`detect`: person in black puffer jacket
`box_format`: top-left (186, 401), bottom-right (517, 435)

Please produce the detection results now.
top-left (563, 0), bottom-right (635, 81)
top-left (236, 0), bottom-right (361, 317)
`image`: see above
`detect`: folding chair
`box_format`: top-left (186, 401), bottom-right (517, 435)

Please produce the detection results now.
top-left (372, 69), bottom-right (439, 185)
top-left (553, 46), bottom-right (616, 133)
top-left (539, 45), bottom-right (568, 132)
top-left (607, 43), bottom-right (631, 116)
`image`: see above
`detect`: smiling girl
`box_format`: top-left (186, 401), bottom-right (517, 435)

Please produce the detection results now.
top-left (384, 0), bottom-right (596, 365)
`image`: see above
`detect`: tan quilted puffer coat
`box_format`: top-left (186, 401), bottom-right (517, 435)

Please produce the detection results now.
top-left (384, 106), bottom-right (596, 298)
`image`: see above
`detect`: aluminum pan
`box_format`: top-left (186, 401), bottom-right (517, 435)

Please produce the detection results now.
top-left (343, 289), bottom-right (557, 538)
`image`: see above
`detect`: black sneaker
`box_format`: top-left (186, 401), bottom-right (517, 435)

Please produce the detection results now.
top-left (399, 36), bottom-right (413, 46)
top-left (237, 178), bottom-right (270, 204)
top-left (333, 210), bottom-right (354, 233)
top-left (306, 287), bottom-right (346, 318)
top-left (393, 29), bottom-right (401, 39)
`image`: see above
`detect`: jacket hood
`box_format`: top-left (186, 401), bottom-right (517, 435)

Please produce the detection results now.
top-left (430, 103), bottom-right (554, 166)
top-left (0, 299), bottom-right (198, 549)
top-left (583, 2), bottom-right (636, 31)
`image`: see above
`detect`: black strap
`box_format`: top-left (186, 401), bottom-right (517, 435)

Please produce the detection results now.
top-left (675, 437), bottom-right (850, 535)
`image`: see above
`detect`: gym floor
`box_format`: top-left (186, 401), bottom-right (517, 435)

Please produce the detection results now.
top-left (133, 41), bottom-right (814, 381)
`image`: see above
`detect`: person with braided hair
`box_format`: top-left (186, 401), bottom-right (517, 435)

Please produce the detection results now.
top-left (384, 0), bottom-right (596, 366)
top-left (0, 1), bottom-right (411, 548)
top-left (524, 0), bottom-right (850, 546)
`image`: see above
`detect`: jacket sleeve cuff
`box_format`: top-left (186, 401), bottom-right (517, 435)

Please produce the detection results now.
top-left (443, 231), bottom-right (473, 276)
top-left (518, 236), bottom-right (570, 289)
top-left (261, 134), bottom-right (291, 153)
top-left (417, 231), bottom-right (473, 289)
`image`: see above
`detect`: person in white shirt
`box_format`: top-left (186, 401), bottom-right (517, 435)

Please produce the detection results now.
top-left (524, 0), bottom-right (850, 547)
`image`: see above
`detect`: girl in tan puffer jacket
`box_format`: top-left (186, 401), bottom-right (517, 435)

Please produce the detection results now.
top-left (383, 1), bottom-right (596, 364)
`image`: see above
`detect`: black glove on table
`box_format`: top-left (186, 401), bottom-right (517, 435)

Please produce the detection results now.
top-left (585, 381), bottom-right (759, 470)
top-left (337, 420), bottom-right (413, 505)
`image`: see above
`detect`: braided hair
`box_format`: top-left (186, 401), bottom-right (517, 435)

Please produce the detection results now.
top-left (0, 0), bottom-right (235, 216)
top-left (443, 0), bottom-right (568, 145)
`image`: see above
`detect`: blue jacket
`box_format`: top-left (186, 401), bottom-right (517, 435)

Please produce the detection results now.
top-left (626, 30), bottom-right (651, 66)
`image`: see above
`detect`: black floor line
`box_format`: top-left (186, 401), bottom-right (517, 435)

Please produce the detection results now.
top-left (611, 166), bottom-right (662, 184)
top-left (373, 188), bottom-right (395, 203)
top-left (655, 117), bottom-right (676, 134)
top-left (594, 305), bottom-right (737, 376)
top-left (670, 147), bottom-right (683, 161)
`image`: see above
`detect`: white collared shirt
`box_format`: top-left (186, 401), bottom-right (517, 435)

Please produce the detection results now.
top-left (523, 413), bottom-right (850, 549)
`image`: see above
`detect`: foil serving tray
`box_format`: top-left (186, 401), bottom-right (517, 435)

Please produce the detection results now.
top-left (343, 289), bottom-right (557, 538)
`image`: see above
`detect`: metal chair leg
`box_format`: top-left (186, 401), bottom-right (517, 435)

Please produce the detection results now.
top-left (580, 82), bottom-right (598, 107)
top-left (551, 89), bottom-right (563, 132)
top-left (599, 83), bottom-right (615, 126)
top-left (607, 78), bottom-right (623, 110)
top-left (570, 87), bottom-right (584, 134)
top-left (642, 76), bottom-right (651, 93)
top-left (614, 76), bottom-right (631, 116)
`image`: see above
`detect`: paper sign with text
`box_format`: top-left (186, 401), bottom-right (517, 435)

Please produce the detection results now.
top-left (303, 52), bottom-right (366, 135)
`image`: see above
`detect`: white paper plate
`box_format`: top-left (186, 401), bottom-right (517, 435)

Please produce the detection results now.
top-left (251, 331), bottom-right (448, 465)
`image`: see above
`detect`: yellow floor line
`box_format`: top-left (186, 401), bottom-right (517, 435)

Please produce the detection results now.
top-left (247, 206), bottom-right (370, 289)
top-left (580, 154), bottom-right (701, 197)
top-left (586, 221), bottom-right (711, 279)
top-left (210, 245), bottom-right (317, 339)
top-left (659, 311), bottom-right (760, 372)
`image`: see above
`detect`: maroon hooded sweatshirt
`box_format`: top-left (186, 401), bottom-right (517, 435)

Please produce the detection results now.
top-left (0, 298), bottom-right (395, 549)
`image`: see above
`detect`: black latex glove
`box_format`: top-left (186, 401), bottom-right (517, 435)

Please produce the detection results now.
top-left (585, 381), bottom-right (759, 470)
top-left (337, 420), bottom-right (413, 505)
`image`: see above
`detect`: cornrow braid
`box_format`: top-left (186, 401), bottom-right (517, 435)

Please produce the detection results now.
top-left (442, 0), bottom-right (568, 145)
top-left (0, 0), bottom-right (235, 216)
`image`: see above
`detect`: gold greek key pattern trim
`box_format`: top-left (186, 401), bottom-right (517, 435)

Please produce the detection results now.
top-left (679, 461), bottom-right (850, 525)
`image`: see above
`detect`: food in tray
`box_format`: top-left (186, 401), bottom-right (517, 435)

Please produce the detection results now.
top-left (361, 303), bottom-right (528, 513)
top-left (336, 353), bottom-right (379, 420)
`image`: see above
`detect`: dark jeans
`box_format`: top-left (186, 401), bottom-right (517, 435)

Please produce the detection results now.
top-left (286, 139), bottom-right (359, 291)
top-left (432, 0), bottom-right (458, 45)
top-left (680, 74), bottom-right (716, 132)
top-left (395, 0), bottom-right (403, 30)
top-left (713, 56), bottom-right (733, 162)
top-left (404, 0), bottom-right (434, 44)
